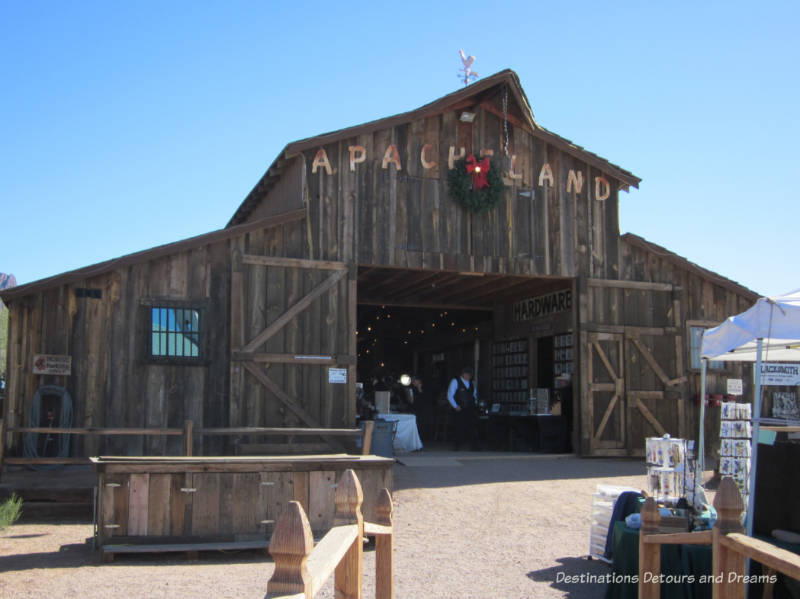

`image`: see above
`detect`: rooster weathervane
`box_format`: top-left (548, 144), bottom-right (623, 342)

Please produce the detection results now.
top-left (458, 49), bottom-right (479, 86)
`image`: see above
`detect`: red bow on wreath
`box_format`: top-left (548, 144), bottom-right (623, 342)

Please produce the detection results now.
top-left (465, 154), bottom-right (490, 189)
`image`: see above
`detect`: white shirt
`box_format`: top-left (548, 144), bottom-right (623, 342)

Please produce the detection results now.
top-left (447, 377), bottom-right (477, 409)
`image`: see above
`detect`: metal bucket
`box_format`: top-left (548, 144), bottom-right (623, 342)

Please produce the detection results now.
top-left (371, 419), bottom-right (396, 458)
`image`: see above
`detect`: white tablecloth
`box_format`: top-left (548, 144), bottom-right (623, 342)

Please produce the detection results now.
top-left (377, 413), bottom-right (423, 453)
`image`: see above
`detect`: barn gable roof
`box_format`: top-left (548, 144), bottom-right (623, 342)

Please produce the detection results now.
top-left (0, 210), bottom-right (305, 303)
top-left (621, 233), bottom-right (759, 300)
top-left (227, 69), bottom-right (642, 227)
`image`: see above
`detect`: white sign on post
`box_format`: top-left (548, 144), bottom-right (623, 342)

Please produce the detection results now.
top-left (726, 379), bottom-right (743, 396)
top-left (760, 363), bottom-right (800, 386)
top-left (328, 368), bottom-right (347, 384)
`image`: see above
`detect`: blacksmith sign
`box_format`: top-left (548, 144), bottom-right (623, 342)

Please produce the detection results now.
top-left (513, 290), bottom-right (572, 322)
top-left (760, 363), bottom-right (800, 386)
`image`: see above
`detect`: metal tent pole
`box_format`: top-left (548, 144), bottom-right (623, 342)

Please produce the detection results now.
top-left (746, 338), bottom-right (763, 536)
top-left (698, 359), bottom-right (708, 486)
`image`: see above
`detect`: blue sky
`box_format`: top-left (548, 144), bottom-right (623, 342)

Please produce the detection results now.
top-left (1, 1), bottom-right (797, 297)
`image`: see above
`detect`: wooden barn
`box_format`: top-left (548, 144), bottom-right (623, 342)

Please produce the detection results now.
top-left (0, 69), bottom-right (758, 460)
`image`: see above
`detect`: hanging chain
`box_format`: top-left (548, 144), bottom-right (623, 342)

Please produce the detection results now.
top-left (502, 85), bottom-right (509, 156)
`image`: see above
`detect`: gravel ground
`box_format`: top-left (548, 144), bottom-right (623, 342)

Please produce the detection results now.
top-left (0, 453), bottom-right (647, 598)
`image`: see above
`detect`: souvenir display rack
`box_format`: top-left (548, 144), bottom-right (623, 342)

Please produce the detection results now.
top-left (719, 402), bottom-right (752, 509)
top-left (645, 436), bottom-right (698, 506)
top-left (553, 332), bottom-right (574, 377)
top-left (492, 338), bottom-right (529, 413)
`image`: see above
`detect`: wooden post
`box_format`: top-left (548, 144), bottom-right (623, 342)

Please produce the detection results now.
top-left (375, 488), bottom-right (393, 599)
top-left (0, 418), bottom-right (5, 482)
top-left (184, 420), bottom-right (194, 457)
top-left (712, 477), bottom-right (746, 599)
top-left (267, 501), bottom-right (314, 598)
top-left (361, 421), bottom-right (374, 456)
top-left (334, 469), bottom-right (363, 599)
top-left (639, 496), bottom-right (661, 599)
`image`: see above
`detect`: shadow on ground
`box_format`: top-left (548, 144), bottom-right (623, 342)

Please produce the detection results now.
top-left (0, 543), bottom-right (94, 571)
top-left (0, 541), bottom-right (270, 572)
top-left (394, 454), bottom-right (644, 491)
top-left (528, 556), bottom-right (613, 599)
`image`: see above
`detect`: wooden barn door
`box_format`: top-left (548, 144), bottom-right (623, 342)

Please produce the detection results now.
top-left (586, 332), bottom-right (626, 455)
top-left (580, 278), bottom-right (686, 456)
top-left (229, 250), bottom-right (356, 450)
top-left (624, 332), bottom-right (687, 456)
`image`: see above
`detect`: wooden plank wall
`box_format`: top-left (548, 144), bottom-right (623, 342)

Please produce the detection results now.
top-left (618, 240), bottom-right (757, 461)
top-left (97, 465), bottom-right (392, 544)
top-left (231, 225), bottom-right (352, 433)
top-left (246, 156), bottom-right (304, 221)
top-left (3, 220), bottom-right (306, 458)
top-left (291, 97), bottom-right (621, 279)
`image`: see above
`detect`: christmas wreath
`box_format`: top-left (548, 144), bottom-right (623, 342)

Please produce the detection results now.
top-left (447, 154), bottom-right (504, 213)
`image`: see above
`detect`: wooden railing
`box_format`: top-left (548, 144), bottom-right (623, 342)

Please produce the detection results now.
top-left (267, 468), bottom-right (393, 599)
top-left (0, 420), bottom-right (375, 469)
top-left (639, 476), bottom-right (800, 599)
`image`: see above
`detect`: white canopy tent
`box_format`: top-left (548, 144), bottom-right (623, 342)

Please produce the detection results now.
top-left (699, 289), bottom-right (800, 535)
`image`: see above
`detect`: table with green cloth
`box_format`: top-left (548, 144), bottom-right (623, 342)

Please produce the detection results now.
top-left (604, 521), bottom-right (713, 599)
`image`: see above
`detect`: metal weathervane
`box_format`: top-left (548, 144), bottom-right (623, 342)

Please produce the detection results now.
top-left (458, 49), bottom-right (479, 86)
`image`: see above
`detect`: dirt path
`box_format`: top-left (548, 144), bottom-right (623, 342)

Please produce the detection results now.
top-left (0, 454), bottom-right (646, 598)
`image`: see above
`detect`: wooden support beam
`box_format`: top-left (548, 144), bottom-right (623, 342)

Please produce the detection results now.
top-left (593, 394), bottom-right (620, 442)
top-left (356, 298), bottom-right (491, 312)
top-left (241, 363), bottom-right (346, 452)
top-left (232, 352), bottom-right (337, 365)
top-left (593, 342), bottom-right (619, 380)
top-left (627, 391), bottom-right (665, 401)
top-left (582, 324), bottom-right (677, 336)
top-left (642, 530), bottom-right (712, 545)
top-left (242, 254), bottom-right (347, 271)
top-left (238, 443), bottom-right (338, 456)
top-left (184, 420), bottom-right (193, 457)
top-left (587, 278), bottom-right (674, 292)
top-left (720, 534), bottom-right (800, 582)
top-left (633, 398), bottom-right (668, 437)
top-left (198, 427), bottom-right (362, 436)
top-left (307, 525), bottom-right (360, 597)
top-left (4, 457), bottom-right (89, 465)
top-left (361, 421), bottom-right (374, 456)
top-left (630, 338), bottom-right (671, 385)
top-left (242, 269), bottom-right (346, 353)
top-left (479, 100), bottom-right (533, 133)
top-left (7, 427), bottom-right (183, 435)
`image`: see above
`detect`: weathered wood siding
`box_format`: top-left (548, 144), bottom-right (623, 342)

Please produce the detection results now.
top-left (618, 239), bottom-right (757, 463)
top-left (3, 220), bottom-right (308, 457)
top-left (250, 100), bottom-right (624, 278)
top-left (229, 226), bottom-right (355, 434)
top-left (246, 155), bottom-right (304, 221)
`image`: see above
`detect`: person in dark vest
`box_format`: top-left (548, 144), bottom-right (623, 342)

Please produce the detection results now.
top-left (408, 375), bottom-right (434, 441)
top-left (447, 366), bottom-right (478, 451)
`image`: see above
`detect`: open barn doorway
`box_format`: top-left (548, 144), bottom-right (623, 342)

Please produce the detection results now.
top-left (355, 266), bottom-right (577, 453)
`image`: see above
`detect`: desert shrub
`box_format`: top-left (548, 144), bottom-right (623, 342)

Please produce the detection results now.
top-left (0, 494), bottom-right (22, 529)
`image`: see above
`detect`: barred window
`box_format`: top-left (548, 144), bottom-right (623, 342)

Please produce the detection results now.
top-left (689, 326), bottom-right (724, 371)
top-left (150, 306), bottom-right (202, 359)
